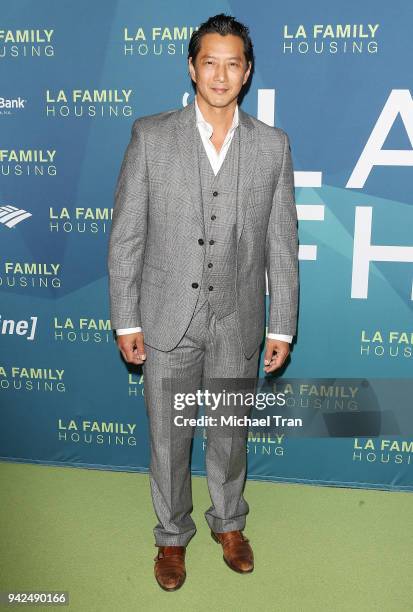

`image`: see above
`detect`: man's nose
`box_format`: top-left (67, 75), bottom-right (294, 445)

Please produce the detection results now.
top-left (214, 65), bottom-right (227, 81)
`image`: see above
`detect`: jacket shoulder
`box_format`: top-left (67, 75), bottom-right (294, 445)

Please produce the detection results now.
top-left (131, 107), bottom-right (179, 134)
top-left (244, 111), bottom-right (288, 142)
top-left (251, 115), bottom-right (287, 138)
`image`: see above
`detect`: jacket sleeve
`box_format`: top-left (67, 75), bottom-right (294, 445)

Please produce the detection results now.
top-left (107, 119), bottom-right (148, 330)
top-left (265, 130), bottom-right (299, 337)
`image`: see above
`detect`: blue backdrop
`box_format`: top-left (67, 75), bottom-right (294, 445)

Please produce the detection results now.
top-left (1, 0), bottom-right (412, 491)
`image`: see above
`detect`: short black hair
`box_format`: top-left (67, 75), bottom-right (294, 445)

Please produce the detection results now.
top-left (188, 13), bottom-right (254, 69)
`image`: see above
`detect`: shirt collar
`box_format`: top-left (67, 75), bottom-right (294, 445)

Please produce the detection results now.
top-left (194, 94), bottom-right (239, 138)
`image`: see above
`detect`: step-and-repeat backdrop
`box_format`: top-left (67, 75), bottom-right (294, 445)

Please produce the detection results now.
top-left (1, 1), bottom-right (412, 491)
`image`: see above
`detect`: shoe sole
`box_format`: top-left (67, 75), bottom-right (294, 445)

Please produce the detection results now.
top-left (210, 530), bottom-right (254, 573)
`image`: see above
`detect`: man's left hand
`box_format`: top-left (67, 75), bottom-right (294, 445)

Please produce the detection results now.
top-left (263, 339), bottom-right (290, 373)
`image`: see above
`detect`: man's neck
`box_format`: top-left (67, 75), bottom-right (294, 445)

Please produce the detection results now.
top-left (195, 93), bottom-right (237, 133)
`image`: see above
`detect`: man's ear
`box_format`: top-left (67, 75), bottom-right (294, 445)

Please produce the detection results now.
top-left (188, 57), bottom-right (196, 82)
top-left (243, 61), bottom-right (252, 85)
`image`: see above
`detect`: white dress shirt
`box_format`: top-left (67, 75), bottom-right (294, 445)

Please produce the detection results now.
top-left (116, 95), bottom-right (293, 344)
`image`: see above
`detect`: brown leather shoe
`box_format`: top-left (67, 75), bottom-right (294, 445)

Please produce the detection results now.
top-left (211, 530), bottom-right (254, 573)
top-left (154, 545), bottom-right (186, 591)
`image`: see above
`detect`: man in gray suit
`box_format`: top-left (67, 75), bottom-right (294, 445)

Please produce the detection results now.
top-left (107, 13), bottom-right (298, 591)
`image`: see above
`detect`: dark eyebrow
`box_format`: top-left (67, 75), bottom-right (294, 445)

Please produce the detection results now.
top-left (201, 55), bottom-right (242, 61)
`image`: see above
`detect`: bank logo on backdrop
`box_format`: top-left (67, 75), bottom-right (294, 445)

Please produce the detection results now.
top-left (0, 28), bottom-right (54, 58)
top-left (122, 25), bottom-right (197, 57)
top-left (0, 205), bottom-right (32, 228)
top-left (0, 96), bottom-right (27, 115)
top-left (45, 89), bottom-right (134, 118)
top-left (283, 23), bottom-right (380, 55)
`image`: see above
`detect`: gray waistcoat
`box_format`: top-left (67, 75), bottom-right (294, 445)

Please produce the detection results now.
top-left (194, 125), bottom-right (240, 320)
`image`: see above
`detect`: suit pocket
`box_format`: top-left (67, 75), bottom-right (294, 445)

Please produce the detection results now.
top-left (141, 261), bottom-right (168, 288)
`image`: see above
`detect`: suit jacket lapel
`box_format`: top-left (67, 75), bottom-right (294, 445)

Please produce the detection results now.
top-left (174, 100), bottom-right (258, 243)
top-left (175, 101), bottom-right (204, 231)
top-left (236, 106), bottom-right (258, 243)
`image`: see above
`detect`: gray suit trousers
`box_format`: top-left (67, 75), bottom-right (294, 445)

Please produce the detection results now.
top-left (142, 297), bottom-right (260, 546)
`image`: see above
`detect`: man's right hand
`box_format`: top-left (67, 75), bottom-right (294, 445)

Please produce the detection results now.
top-left (116, 331), bottom-right (147, 365)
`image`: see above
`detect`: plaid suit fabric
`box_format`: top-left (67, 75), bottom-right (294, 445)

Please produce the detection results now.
top-left (197, 119), bottom-right (240, 318)
top-left (143, 298), bottom-right (260, 546)
top-left (107, 100), bottom-right (298, 358)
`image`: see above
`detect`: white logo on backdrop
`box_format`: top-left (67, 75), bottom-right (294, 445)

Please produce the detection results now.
top-left (0, 205), bottom-right (32, 228)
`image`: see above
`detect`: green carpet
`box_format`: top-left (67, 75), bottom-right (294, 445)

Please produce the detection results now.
top-left (0, 461), bottom-right (412, 611)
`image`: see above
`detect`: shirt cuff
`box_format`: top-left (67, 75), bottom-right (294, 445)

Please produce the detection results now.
top-left (116, 327), bottom-right (142, 335)
top-left (266, 333), bottom-right (293, 343)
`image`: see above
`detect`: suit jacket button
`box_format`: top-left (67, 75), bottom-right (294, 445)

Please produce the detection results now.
top-left (209, 239), bottom-right (215, 245)
top-left (191, 282), bottom-right (199, 289)
top-left (208, 285), bottom-right (213, 291)
top-left (198, 238), bottom-right (204, 245)
top-left (208, 262), bottom-right (213, 268)
top-left (212, 191), bottom-right (218, 197)
top-left (211, 215), bottom-right (216, 220)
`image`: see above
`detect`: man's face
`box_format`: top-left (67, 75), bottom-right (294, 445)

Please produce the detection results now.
top-left (188, 32), bottom-right (251, 109)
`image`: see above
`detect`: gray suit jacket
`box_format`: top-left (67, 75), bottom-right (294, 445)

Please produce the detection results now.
top-left (107, 100), bottom-right (299, 359)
